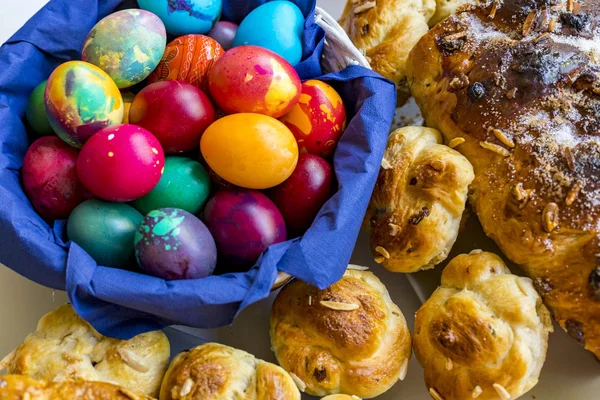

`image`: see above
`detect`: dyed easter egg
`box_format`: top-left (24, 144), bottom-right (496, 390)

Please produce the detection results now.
top-left (129, 81), bottom-right (215, 153)
top-left (81, 9), bottom-right (167, 89)
top-left (280, 80), bottom-right (347, 157)
top-left (77, 124), bottom-right (165, 202)
top-left (207, 21), bottom-right (237, 50)
top-left (233, 1), bottom-right (304, 66)
top-left (137, 0), bottom-right (222, 36)
top-left (45, 61), bottom-right (124, 148)
top-left (67, 199), bottom-right (143, 267)
top-left (204, 190), bottom-right (286, 268)
top-left (148, 34), bottom-right (224, 92)
top-left (26, 81), bottom-right (54, 135)
top-left (208, 46), bottom-right (301, 118)
top-left (200, 113), bottom-right (298, 189)
top-left (133, 157), bottom-right (211, 215)
top-left (269, 154), bottom-right (334, 235)
top-left (22, 137), bottom-right (86, 220)
top-left (135, 208), bottom-right (217, 280)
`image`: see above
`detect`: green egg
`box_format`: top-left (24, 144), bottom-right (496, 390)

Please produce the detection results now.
top-left (67, 199), bottom-right (143, 267)
top-left (133, 157), bottom-right (211, 215)
top-left (26, 80), bottom-right (54, 135)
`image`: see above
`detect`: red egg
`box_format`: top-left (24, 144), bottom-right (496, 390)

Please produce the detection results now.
top-left (22, 136), bottom-right (87, 220)
top-left (280, 80), bottom-right (347, 157)
top-left (77, 124), bottom-right (165, 202)
top-left (268, 154), bottom-right (334, 235)
top-left (129, 81), bottom-right (215, 153)
top-left (208, 45), bottom-right (301, 118)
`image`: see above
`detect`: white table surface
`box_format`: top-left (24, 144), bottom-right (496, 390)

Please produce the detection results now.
top-left (2, 2), bottom-right (599, 400)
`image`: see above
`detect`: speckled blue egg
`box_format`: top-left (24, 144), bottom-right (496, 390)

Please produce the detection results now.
top-left (137, 0), bottom-right (222, 36)
top-left (134, 208), bottom-right (217, 280)
top-left (233, 1), bottom-right (304, 66)
top-left (67, 199), bottom-right (143, 268)
top-left (81, 9), bottom-right (167, 89)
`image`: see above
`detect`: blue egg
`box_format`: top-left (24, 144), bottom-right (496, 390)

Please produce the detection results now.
top-left (137, 0), bottom-right (222, 36)
top-left (233, 1), bottom-right (304, 66)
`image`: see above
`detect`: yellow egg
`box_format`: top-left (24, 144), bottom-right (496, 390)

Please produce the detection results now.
top-left (200, 113), bottom-right (299, 189)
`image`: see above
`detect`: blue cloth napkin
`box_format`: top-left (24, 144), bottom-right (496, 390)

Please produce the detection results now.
top-left (0, 0), bottom-right (396, 339)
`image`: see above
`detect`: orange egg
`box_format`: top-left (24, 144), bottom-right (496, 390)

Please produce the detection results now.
top-left (200, 113), bottom-right (298, 189)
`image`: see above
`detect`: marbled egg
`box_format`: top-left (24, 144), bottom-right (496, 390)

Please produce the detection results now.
top-left (77, 124), bottom-right (165, 202)
top-left (81, 9), bottom-right (167, 89)
top-left (204, 190), bottom-right (286, 269)
top-left (22, 137), bottom-right (87, 220)
top-left (133, 157), bottom-right (211, 215)
top-left (135, 208), bottom-right (217, 280)
top-left (208, 46), bottom-right (301, 118)
top-left (233, 1), bottom-right (304, 66)
top-left (280, 80), bottom-right (347, 157)
top-left (138, 0), bottom-right (222, 36)
top-left (200, 113), bottom-right (299, 189)
top-left (45, 61), bottom-right (124, 148)
top-left (26, 80), bottom-right (54, 135)
top-left (148, 34), bottom-right (224, 92)
top-left (67, 199), bottom-right (143, 268)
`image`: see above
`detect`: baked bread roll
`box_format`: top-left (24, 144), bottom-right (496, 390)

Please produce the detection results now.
top-left (0, 304), bottom-right (169, 397)
top-left (413, 251), bottom-right (552, 400)
top-left (368, 126), bottom-right (474, 272)
top-left (159, 343), bottom-right (300, 400)
top-left (321, 395), bottom-right (361, 400)
top-left (0, 374), bottom-right (152, 400)
top-left (270, 267), bottom-right (411, 399)
top-left (407, 0), bottom-right (600, 357)
top-left (339, 0), bottom-right (467, 90)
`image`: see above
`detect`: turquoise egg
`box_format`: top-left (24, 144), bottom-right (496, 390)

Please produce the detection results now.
top-left (137, 0), bottom-right (222, 36)
top-left (133, 157), bottom-right (211, 215)
top-left (233, 1), bottom-right (304, 66)
top-left (67, 199), bottom-right (143, 267)
top-left (82, 9), bottom-right (167, 89)
top-left (26, 80), bottom-right (54, 135)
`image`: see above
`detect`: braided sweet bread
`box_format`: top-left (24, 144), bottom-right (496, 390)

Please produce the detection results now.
top-left (414, 251), bottom-right (553, 400)
top-left (0, 304), bottom-right (169, 397)
top-left (367, 126), bottom-right (474, 272)
top-left (270, 268), bottom-right (411, 399)
top-left (0, 375), bottom-right (152, 400)
top-left (407, 0), bottom-right (600, 357)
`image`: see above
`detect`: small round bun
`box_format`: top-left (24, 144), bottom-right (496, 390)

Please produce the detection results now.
top-left (368, 126), bottom-right (474, 273)
top-left (321, 395), bottom-right (362, 400)
top-left (1, 304), bottom-right (169, 397)
top-left (414, 251), bottom-right (553, 400)
top-left (0, 375), bottom-right (152, 399)
top-left (159, 343), bottom-right (300, 400)
top-left (270, 268), bottom-right (411, 398)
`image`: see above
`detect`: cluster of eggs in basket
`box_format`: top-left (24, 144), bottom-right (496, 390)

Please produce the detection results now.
top-left (21, 1), bottom-right (347, 280)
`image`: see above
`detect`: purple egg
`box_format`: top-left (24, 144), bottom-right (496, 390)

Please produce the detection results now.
top-left (134, 208), bottom-right (217, 280)
top-left (207, 21), bottom-right (238, 50)
top-left (204, 189), bottom-right (287, 268)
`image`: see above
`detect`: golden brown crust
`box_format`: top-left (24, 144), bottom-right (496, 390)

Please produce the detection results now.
top-left (159, 343), bottom-right (300, 400)
top-left (1, 304), bottom-right (169, 397)
top-left (0, 375), bottom-right (152, 400)
top-left (339, 0), bottom-right (468, 87)
top-left (413, 252), bottom-right (553, 400)
top-left (368, 127), bottom-right (474, 272)
top-left (407, 0), bottom-right (600, 358)
top-left (270, 269), bottom-right (411, 398)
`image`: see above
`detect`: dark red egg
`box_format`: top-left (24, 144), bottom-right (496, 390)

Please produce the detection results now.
top-left (129, 81), bottom-right (215, 153)
top-left (269, 154), bottom-right (333, 235)
top-left (77, 124), bottom-right (165, 202)
top-left (22, 136), bottom-right (87, 220)
top-left (204, 189), bottom-right (286, 269)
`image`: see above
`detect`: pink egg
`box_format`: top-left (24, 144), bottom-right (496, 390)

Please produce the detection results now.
top-left (22, 136), bottom-right (87, 220)
top-left (77, 124), bottom-right (165, 202)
